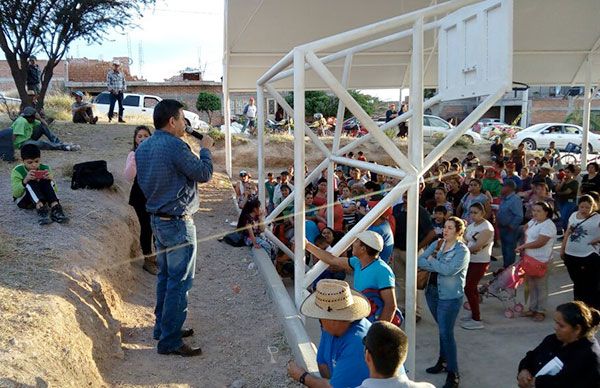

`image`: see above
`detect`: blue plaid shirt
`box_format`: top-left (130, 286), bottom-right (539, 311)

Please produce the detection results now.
top-left (135, 130), bottom-right (213, 216)
top-left (106, 70), bottom-right (126, 92)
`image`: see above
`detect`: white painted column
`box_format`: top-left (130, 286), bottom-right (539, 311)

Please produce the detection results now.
top-left (222, 56), bottom-right (232, 178)
top-left (499, 104), bottom-right (506, 123)
top-left (582, 56), bottom-right (592, 170)
top-left (257, 86), bottom-right (266, 211)
top-left (328, 54), bottom-right (353, 227)
top-left (520, 89), bottom-right (529, 128)
top-left (405, 16), bottom-right (424, 379)
top-left (293, 49), bottom-right (307, 310)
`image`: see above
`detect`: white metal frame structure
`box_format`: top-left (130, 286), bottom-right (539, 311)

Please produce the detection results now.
top-left (253, 0), bottom-right (515, 376)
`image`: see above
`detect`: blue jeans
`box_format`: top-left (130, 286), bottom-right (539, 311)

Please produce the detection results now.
top-left (499, 226), bottom-right (519, 268)
top-left (151, 216), bottom-right (197, 353)
top-left (23, 122), bottom-right (66, 151)
top-left (108, 91), bottom-right (124, 119)
top-left (425, 285), bottom-right (462, 373)
top-left (558, 200), bottom-right (576, 231)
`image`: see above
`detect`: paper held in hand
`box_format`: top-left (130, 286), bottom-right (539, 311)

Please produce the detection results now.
top-left (535, 357), bottom-right (564, 377)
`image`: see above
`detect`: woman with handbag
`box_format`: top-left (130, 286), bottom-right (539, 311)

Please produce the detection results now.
top-left (560, 195), bottom-right (600, 310)
top-left (516, 201), bottom-right (557, 322)
top-left (418, 216), bottom-right (470, 388)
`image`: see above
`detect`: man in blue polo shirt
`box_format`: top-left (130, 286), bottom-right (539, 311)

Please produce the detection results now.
top-left (306, 230), bottom-right (398, 323)
top-left (287, 279), bottom-right (371, 388)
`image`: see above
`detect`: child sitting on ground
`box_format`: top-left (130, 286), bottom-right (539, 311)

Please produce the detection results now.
top-left (432, 205), bottom-right (448, 239)
top-left (11, 144), bottom-right (68, 225)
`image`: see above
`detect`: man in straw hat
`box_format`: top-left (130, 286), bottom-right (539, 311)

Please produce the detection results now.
top-left (287, 279), bottom-right (372, 388)
top-left (358, 321), bottom-right (434, 388)
top-left (306, 231), bottom-right (398, 324)
top-left (106, 59), bottom-right (126, 123)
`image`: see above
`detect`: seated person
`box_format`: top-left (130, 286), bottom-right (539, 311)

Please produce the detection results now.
top-left (287, 279), bottom-right (371, 388)
top-left (12, 107), bottom-right (79, 151)
top-left (11, 144), bottom-right (69, 225)
top-left (71, 91), bottom-right (98, 124)
top-left (359, 321), bottom-right (434, 388)
top-left (237, 198), bottom-right (272, 256)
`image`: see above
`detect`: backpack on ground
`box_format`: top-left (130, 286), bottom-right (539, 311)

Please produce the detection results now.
top-left (71, 160), bottom-right (114, 190)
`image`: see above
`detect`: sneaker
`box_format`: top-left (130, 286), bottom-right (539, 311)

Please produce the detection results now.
top-left (64, 144), bottom-right (81, 152)
top-left (91, 116), bottom-right (98, 124)
top-left (459, 314), bottom-right (473, 322)
top-left (460, 318), bottom-right (484, 330)
top-left (37, 205), bottom-right (52, 225)
top-left (50, 204), bottom-right (69, 224)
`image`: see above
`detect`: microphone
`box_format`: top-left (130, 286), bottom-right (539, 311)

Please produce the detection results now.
top-left (184, 125), bottom-right (203, 140)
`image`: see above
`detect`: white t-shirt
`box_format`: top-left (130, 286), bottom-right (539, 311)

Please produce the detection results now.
top-left (358, 375), bottom-right (434, 388)
top-left (524, 219), bottom-right (557, 262)
top-left (245, 104), bottom-right (257, 118)
top-left (565, 212), bottom-right (600, 257)
top-left (465, 219), bottom-right (494, 263)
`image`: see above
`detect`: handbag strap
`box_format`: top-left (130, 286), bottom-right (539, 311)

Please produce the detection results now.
top-left (570, 212), bottom-right (597, 231)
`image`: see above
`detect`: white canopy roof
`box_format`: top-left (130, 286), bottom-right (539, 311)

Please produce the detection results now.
top-left (225, 0), bottom-right (600, 91)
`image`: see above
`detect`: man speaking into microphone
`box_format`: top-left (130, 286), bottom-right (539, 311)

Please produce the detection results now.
top-left (135, 99), bottom-right (213, 357)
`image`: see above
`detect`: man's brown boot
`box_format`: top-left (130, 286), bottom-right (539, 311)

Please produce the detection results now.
top-left (143, 255), bottom-right (159, 275)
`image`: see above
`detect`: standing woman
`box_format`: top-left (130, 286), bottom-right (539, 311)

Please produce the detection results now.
top-left (516, 202), bottom-right (557, 322)
top-left (581, 162), bottom-right (600, 195)
top-left (461, 203), bottom-right (494, 330)
top-left (418, 216), bottom-right (470, 388)
top-left (555, 164), bottom-right (579, 231)
top-left (124, 125), bottom-right (157, 274)
top-left (560, 195), bottom-right (600, 309)
top-left (456, 178), bottom-right (491, 224)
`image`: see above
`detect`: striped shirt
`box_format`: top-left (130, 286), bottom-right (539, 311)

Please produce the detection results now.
top-left (106, 70), bottom-right (126, 92)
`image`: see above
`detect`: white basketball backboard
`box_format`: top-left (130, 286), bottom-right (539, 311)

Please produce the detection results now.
top-left (438, 0), bottom-right (513, 100)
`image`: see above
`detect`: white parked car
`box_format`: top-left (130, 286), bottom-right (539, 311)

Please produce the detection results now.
top-left (423, 115), bottom-right (483, 144)
top-left (509, 123), bottom-right (600, 152)
top-left (92, 92), bottom-right (209, 129)
top-left (375, 114), bottom-right (483, 143)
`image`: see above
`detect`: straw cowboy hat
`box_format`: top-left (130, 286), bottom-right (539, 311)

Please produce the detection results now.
top-left (300, 279), bottom-right (370, 321)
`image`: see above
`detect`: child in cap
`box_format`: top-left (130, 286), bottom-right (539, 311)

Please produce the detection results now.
top-left (10, 144), bottom-right (69, 225)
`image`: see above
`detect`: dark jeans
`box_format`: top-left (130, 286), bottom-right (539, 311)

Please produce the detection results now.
top-left (558, 200), bottom-right (577, 231)
top-left (73, 107), bottom-right (94, 123)
top-left (564, 253), bottom-right (600, 310)
top-left (499, 225), bottom-right (519, 268)
top-left (151, 216), bottom-right (197, 353)
top-left (108, 91), bottom-right (124, 120)
top-left (425, 285), bottom-right (462, 373)
top-left (133, 205), bottom-right (153, 256)
top-left (22, 122), bottom-right (66, 151)
top-left (17, 180), bottom-right (58, 208)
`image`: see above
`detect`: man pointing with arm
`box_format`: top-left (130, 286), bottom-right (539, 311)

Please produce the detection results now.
top-left (135, 99), bottom-right (213, 357)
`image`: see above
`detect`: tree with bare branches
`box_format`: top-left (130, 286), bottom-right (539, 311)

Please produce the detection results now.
top-left (0, 0), bottom-right (155, 109)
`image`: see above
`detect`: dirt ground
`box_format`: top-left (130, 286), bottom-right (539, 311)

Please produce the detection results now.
top-left (0, 118), bottom-right (298, 387)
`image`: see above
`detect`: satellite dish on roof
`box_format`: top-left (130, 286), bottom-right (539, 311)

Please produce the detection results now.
top-left (128, 58), bottom-right (134, 65)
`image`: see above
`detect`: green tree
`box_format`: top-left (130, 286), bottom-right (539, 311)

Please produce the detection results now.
top-left (565, 110), bottom-right (600, 132)
top-left (0, 0), bottom-right (155, 109)
top-left (284, 89), bottom-right (377, 119)
top-left (196, 92), bottom-right (222, 125)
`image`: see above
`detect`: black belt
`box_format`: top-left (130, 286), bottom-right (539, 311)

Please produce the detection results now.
top-left (153, 213), bottom-right (192, 220)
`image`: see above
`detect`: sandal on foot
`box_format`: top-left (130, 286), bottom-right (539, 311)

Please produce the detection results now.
top-left (533, 312), bottom-right (546, 322)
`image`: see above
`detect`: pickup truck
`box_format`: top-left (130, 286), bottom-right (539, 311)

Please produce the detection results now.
top-left (92, 92), bottom-right (208, 129)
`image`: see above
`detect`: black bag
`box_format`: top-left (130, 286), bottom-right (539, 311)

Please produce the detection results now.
top-left (223, 231), bottom-right (246, 247)
top-left (71, 160), bottom-right (114, 190)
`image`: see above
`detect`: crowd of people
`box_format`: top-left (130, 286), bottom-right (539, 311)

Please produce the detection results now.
top-left (232, 140), bottom-right (600, 387)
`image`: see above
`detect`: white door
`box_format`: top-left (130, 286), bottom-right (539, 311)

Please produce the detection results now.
top-left (122, 95), bottom-right (142, 116)
top-left (142, 97), bottom-right (160, 119)
top-left (562, 125), bottom-right (582, 149)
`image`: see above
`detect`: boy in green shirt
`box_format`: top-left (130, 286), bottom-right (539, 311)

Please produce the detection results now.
top-left (11, 144), bottom-right (69, 225)
top-left (11, 107), bottom-right (78, 151)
